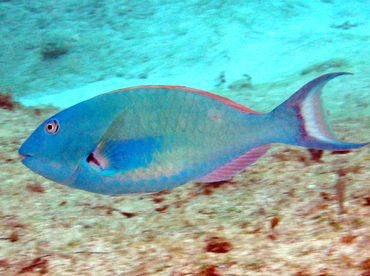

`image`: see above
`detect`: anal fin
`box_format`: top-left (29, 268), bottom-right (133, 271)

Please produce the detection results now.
top-left (196, 144), bottom-right (270, 183)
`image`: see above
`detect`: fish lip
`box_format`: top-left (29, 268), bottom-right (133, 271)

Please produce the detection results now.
top-left (19, 154), bottom-right (31, 160)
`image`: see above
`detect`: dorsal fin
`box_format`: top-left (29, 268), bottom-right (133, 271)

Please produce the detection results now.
top-left (103, 85), bottom-right (262, 114)
top-left (196, 144), bottom-right (270, 183)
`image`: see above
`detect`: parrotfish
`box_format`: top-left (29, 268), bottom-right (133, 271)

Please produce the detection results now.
top-left (19, 73), bottom-right (368, 195)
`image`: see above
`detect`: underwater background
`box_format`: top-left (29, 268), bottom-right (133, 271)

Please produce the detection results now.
top-left (1, 0), bottom-right (370, 275)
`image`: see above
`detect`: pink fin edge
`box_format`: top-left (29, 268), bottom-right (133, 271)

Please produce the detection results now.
top-left (196, 144), bottom-right (270, 183)
top-left (103, 85), bottom-right (262, 114)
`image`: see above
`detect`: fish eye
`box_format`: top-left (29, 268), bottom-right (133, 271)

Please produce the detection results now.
top-left (45, 119), bottom-right (59, 134)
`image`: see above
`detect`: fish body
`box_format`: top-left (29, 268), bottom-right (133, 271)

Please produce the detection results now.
top-left (19, 73), bottom-right (368, 195)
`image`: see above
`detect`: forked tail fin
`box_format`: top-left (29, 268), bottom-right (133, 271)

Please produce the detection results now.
top-left (270, 72), bottom-right (369, 150)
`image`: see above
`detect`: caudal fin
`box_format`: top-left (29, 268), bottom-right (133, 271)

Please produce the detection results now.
top-left (271, 72), bottom-right (369, 150)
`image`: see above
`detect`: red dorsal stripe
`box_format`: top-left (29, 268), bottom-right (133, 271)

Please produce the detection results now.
top-left (104, 85), bottom-right (262, 114)
top-left (196, 144), bottom-right (270, 183)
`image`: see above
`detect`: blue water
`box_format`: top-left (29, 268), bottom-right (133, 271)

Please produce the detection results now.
top-left (1, 0), bottom-right (369, 112)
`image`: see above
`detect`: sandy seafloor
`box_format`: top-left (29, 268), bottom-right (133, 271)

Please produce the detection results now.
top-left (1, 0), bottom-right (370, 275)
top-left (1, 103), bottom-right (370, 276)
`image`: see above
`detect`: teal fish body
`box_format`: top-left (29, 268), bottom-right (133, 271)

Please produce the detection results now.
top-left (19, 73), bottom-right (368, 195)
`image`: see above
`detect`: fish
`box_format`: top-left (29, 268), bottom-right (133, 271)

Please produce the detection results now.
top-left (19, 72), bottom-right (369, 195)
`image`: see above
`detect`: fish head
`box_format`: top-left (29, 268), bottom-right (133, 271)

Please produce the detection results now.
top-left (19, 107), bottom-right (99, 185)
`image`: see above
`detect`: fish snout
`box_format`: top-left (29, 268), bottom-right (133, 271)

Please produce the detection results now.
top-left (18, 145), bottom-right (32, 162)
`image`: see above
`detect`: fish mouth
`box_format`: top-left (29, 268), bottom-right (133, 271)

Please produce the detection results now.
top-left (19, 154), bottom-right (34, 164)
top-left (20, 154), bottom-right (31, 160)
